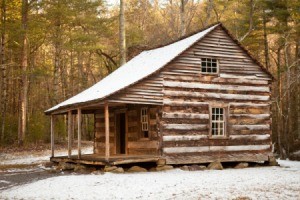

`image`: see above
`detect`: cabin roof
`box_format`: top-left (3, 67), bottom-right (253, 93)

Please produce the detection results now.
top-left (45, 23), bottom-right (273, 114)
top-left (45, 24), bottom-right (219, 114)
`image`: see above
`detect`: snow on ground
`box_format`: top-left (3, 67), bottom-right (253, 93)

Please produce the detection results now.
top-left (0, 147), bottom-right (93, 166)
top-left (1, 160), bottom-right (300, 200)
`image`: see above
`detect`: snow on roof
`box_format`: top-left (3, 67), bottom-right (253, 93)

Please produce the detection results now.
top-left (46, 24), bottom-right (219, 113)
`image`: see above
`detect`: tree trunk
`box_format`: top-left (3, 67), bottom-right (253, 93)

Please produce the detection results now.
top-left (276, 48), bottom-right (284, 158)
top-left (204, 0), bottom-right (214, 27)
top-left (18, 0), bottom-right (28, 146)
top-left (180, 0), bottom-right (186, 37)
top-left (263, 10), bottom-right (269, 69)
top-left (297, 38), bottom-right (300, 139)
top-left (53, 0), bottom-right (62, 104)
top-left (0, 0), bottom-right (6, 142)
top-left (119, 0), bottom-right (126, 66)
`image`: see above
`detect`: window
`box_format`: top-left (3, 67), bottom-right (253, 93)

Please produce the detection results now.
top-left (201, 58), bottom-right (218, 74)
top-left (141, 107), bottom-right (149, 138)
top-left (211, 107), bottom-right (225, 136)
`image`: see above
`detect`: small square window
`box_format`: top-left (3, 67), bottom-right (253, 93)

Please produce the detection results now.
top-left (201, 58), bottom-right (218, 74)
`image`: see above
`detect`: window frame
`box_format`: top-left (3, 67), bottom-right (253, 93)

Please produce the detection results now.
top-left (200, 57), bottom-right (219, 75)
top-left (209, 104), bottom-right (229, 139)
top-left (140, 107), bottom-right (149, 138)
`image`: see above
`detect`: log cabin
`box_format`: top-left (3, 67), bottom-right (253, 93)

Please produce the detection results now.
top-left (45, 23), bottom-right (274, 166)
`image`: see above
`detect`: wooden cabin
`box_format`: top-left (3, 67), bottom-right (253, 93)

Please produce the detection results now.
top-left (46, 23), bottom-right (274, 166)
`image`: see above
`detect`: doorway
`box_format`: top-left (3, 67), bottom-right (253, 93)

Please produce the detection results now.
top-left (116, 112), bottom-right (126, 154)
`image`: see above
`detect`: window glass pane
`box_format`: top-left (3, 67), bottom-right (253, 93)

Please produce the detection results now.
top-left (201, 58), bottom-right (218, 74)
top-left (211, 107), bottom-right (225, 136)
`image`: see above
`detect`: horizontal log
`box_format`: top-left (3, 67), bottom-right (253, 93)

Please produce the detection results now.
top-left (95, 123), bottom-right (115, 128)
top-left (163, 144), bottom-right (271, 154)
top-left (229, 114), bottom-right (270, 119)
top-left (164, 152), bottom-right (271, 164)
top-left (164, 90), bottom-right (270, 101)
top-left (128, 141), bottom-right (158, 149)
top-left (229, 118), bottom-right (270, 125)
top-left (163, 105), bottom-right (209, 114)
top-left (163, 112), bottom-right (209, 119)
top-left (230, 130), bottom-right (271, 135)
top-left (229, 102), bottom-right (270, 107)
top-left (127, 148), bottom-right (158, 155)
top-left (163, 134), bottom-right (270, 142)
top-left (108, 100), bottom-right (163, 105)
top-left (95, 142), bottom-right (115, 148)
top-left (95, 136), bottom-right (115, 142)
top-left (230, 107), bottom-right (269, 114)
top-left (163, 99), bottom-right (209, 106)
top-left (229, 134), bottom-right (270, 140)
top-left (220, 73), bottom-right (271, 81)
top-left (164, 81), bottom-right (270, 92)
top-left (163, 124), bottom-right (208, 130)
top-left (162, 118), bottom-right (209, 125)
top-left (193, 51), bottom-right (248, 59)
top-left (163, 135), bottom-right (208, 141)
top-left (231, 124), bottom-right (270, 131)
top-left (162, 130), bottom-right (209, 136)
top-left (163, 138), bottom-right (270, 148)
top-left (164, 74), bottom-right (269, 85)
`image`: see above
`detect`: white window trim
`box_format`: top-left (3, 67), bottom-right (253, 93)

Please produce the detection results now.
top-left (209, 104), bottom-right (228, 139)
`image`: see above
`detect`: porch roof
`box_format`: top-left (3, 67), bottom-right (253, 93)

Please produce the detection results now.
top-left (45, 24), bottom-right (220, 114)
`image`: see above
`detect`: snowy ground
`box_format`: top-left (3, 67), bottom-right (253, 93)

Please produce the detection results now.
top-left (0, 146), bottom-right (93, 165)
top-left (0, 159), bottom-right (299, 200)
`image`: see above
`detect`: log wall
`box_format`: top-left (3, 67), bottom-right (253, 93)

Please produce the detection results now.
top-left (161, 26), bottom-right (272, 164)
top-left (109, 74), bottom-right (163, 105)
top-left (94, 105), bottom-right (160, 155)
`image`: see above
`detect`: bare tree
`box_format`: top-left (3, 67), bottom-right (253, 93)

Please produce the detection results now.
top-left (263, 9), bottom-right (270, 69)
top-left (53, 0), bottom-right (62, 104)
top-left (0, 0), bottom-right (6, 142)
top-left (239, 0), bottom-right (254, 42)
top-left (180, 0), bottom-right (188, 37)
top-left (203, 0), bottom-right (214, 27)
top-left (18, 0), bottom-right (29, 145)
top-left (119, 0), bottom-right (126, 65)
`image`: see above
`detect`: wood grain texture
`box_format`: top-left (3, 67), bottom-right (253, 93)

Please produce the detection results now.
top-left (159, 26), bottom-right (272, 163)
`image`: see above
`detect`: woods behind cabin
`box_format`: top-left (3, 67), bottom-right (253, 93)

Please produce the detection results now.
top-left (0, 0), bottom-right (299, 159)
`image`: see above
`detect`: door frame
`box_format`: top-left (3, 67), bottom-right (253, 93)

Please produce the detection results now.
top-left (114, 109), bottom-right (128, 155)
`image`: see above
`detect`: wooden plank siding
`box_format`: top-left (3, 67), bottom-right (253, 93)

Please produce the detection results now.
top-left (109, 74), bottom-right (163, 105)
top-left (160, 26), bottom-right (272, 164)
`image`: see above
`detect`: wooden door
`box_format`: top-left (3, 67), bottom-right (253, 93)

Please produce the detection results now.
top-left (116, 112), bottom-right (126, 154)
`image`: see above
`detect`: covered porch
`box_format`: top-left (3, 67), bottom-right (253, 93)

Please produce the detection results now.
top-left (49, 102), bottom-right (162, 166)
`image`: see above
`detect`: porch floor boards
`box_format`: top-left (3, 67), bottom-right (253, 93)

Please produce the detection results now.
top-left (50, 154), bottom-right (160, 166)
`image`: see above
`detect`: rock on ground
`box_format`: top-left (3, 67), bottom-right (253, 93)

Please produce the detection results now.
top-left (127, 166), bottom-right (147, 172)
top-left (156, 165), bottom-right (173, 171)
top-left (208, 162), bottom-right (223, 170)
top-left (235, 162), bottom-right (249, 169)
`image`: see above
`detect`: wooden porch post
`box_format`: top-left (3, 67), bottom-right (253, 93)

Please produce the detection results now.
top-left (68, 111), bottom-right (72, 158)
top-left (51, 115), bottom-right (54, 157)
top-left (105, 103), bottom-right (110, 160)
top-left (77, 108), bottom-right (82, 159)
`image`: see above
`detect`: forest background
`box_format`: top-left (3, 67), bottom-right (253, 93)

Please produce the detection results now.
top-left (0, 0), bottom-right (299, 159)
